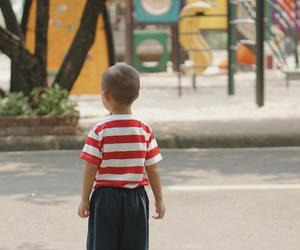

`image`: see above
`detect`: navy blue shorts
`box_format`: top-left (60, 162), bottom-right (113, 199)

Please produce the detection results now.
top-left (87, 186), bottom-right (149, 250)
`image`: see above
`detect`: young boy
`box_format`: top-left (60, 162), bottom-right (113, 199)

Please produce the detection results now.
top-left (78, 63), bottom-right (165, 250)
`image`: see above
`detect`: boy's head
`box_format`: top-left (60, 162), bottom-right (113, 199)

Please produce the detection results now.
top-left (101, 63), bottom-right (140, 109)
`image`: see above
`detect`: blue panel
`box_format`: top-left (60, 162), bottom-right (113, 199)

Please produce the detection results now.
top-left (134, 0), bottom-right (180, 23)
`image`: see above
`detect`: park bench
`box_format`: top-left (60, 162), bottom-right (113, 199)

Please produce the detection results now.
top-left (282, 68), bottom-right (300, 87)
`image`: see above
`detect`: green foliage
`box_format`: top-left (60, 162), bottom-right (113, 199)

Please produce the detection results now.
top-left (31, 85), bottom-right (78, 116)
top-left (0, 85), bottom-right (78, 117)
top-left (0, 92), bottom-right (33, 116)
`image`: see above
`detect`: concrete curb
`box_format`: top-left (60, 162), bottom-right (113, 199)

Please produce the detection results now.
top-left (1, 132), bottom-right (300, 151)
top-left (0, 135), bottom-right (86, 151)
top-left (1, 118), bottom-right (300, 151)
top-left (157, 133), bottom-right (300, 148)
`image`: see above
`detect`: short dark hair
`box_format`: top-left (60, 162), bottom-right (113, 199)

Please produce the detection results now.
top-left (101, 63), bottom-right (140, 105)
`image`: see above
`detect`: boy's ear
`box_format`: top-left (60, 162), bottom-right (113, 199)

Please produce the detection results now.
top-left (102, 90), bottom-right (110, 102)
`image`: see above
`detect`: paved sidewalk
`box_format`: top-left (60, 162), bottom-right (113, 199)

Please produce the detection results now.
top-left (1, 148), bottom-right (300, 249)
top-left (1, 70), bottom-right (300, 150)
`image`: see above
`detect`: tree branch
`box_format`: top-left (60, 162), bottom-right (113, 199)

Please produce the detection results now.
top-left (0, 0), bottom-right (28, 92)
top-left (0, 27), bottom-right (44, 90)
top-left (35, 0), bottom-right (49, 86)
top-left (54, 0), bottom-right (105, 90)
top-left (0, 0), bottom-right (23, 38)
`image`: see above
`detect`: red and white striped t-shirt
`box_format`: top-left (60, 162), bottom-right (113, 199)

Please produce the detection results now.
top-left (80, 114), bottom-right (162, 189)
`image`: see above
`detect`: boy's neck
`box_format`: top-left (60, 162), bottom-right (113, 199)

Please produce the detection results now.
top-left (110, 106), bottom-right (132, 115)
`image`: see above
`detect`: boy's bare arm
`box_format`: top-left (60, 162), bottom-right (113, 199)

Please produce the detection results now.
top-left (146, 164), bottom-right (165, 219)
top-left (78, 162), bottom-right (97, 218)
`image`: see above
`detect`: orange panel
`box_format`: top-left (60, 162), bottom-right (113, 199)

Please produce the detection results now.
top-left (71, 14), bottom-right (109, 95)
top-left (25, 0), bottom-right (110, 95)
top-left (278, 0), bottom-right (293, 14)
top-left (25, 0), bottom-right (36, 54)
top-left (236, 45), bottom-right (256, 65)
top-left (219, 45), bottom-right (255, 69)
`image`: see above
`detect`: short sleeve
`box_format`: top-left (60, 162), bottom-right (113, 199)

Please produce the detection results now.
top-left (145, 131), bottom-right (162, 166)
top-left (80, 127), bottom-right (103, 166)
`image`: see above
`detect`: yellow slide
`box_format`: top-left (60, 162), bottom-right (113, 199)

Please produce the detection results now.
top-left (187, 0), bottom-right (227, 30)
top-left (179, 2), bottom-right (213, 74)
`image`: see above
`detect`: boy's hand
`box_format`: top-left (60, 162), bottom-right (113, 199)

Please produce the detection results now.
top-left (153, 201), bottom-right (166, 219)
top-left (78, 200), bottom-right (90, 218)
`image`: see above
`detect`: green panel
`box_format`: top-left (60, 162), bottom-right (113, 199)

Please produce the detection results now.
top-left (133, 30), bottom-right (169, 73)
top-left (134, 0), bottom-right (180, 23)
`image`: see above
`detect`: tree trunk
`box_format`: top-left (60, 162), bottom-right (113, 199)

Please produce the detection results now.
top-left (0, 0), bottom-right (28, 92)
top-left (10, 59), bottom-right (29, 93)
top-left (35, 0), bottom-right (49, 87)
top-left (54, 0), bottom-right (105, 90)
top-left (0, 27), bottom-right (44, 94)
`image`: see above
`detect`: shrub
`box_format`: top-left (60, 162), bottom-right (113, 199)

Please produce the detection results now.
top-left (0, 85), bottom-right (78, 117)
top-left (0, 92), bottom-right (33, 116)
top-left (31, 84), bottom-right (78, 116)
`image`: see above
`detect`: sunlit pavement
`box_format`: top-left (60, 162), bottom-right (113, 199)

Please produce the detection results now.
top-left (0, 148), bottom-right (300, 250)
top-left (76, 76), bottom-right (300, 124)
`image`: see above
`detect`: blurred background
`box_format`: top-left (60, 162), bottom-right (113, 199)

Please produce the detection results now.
top-left (0, 1), bottom-right (300, 249)
top-left (1, 0), bottom-right (299, 95)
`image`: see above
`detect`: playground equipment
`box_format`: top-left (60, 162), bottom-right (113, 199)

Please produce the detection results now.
top-left (134, 0), bottom-right (181, 23)
top-left (219, 45), bottom-right (256, 69)
top-left (227, 0), bottom-right (300, 106)
top-left (273, 0), bottom-right (300, 33)
top-left (126, 0), bottom-right (181, 72)
top-left (179, 2), bottom-right (213, 74)
top-left (234, 0), bottom-right (300, 71)
top-left (23, 0), bottom-right (114, 95)
top-left (177, 0), bottom-right (227, 94)
top-left (177, 0), bottom-right (299, 106)
top-left (181, 0), bottom-right (299, 72)
top-left (133, 30), bottom-right (169, 72)
top-left (187, 0), bottom-right (227, 29)
top-left (236, 0), bottom-right (299, 69)
top-left (124, 0), bottom-right (299, 106)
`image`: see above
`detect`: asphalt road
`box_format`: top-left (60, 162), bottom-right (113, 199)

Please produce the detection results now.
top-left (0, 148), bottom-right (300, 250)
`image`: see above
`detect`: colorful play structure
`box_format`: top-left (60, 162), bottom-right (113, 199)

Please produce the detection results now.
top-left (23, 0), bottom-right (114, 95)
top-left (125, 0), bottom-right (300, 106)
top-left (129, 0), bottom-right (182, 72)
top-left (126, 0), bottom-right (299, 70)
top-left (126, 0), bottom-right (227, 73)
top-left (225, 0), bottom-right (300, 101)
top-left (179, 1), bottom-right (213, 74)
